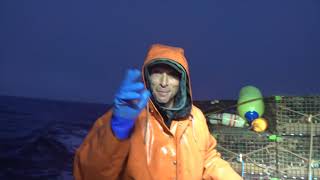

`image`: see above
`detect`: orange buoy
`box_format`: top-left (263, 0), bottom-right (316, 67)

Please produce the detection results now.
top-left (252, 118), bottom-right (268, 132)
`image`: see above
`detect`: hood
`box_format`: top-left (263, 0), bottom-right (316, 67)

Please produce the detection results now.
top-left (142, 44), bottom-right (192, 122)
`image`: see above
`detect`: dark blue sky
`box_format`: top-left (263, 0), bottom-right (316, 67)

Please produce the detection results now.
top-left (1, 0), bottom-right (319, 104)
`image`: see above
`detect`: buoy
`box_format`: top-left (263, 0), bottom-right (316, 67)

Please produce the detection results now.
top-left (252, 118), bottom-right (268, 132)
top-left (207, 113), bottom-right (248, 128)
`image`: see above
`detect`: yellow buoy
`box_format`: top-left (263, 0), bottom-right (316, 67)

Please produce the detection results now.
top-left (252, 118), bottom-right (268, 132)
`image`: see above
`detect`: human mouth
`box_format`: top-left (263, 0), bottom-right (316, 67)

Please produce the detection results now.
top-left (157, 91), bottom-right (169, 96)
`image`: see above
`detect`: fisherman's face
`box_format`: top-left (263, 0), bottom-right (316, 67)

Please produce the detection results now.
top-left (149, 64), bottom-right (180, 108)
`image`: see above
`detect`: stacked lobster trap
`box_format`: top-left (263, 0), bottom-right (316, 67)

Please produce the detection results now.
top-left (271, 96), bottom-right (320, 179)
top-left (204, 95), bottom-right (320, 179)
top-left (276, 135), bottom-right (320, 179)
top-left (209, 127), bottom-right (278, 179)
top-left (270, 96), bottom-right (320, 136)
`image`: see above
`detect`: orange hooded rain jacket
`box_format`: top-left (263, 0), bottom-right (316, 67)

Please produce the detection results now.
top-left (73, 44), bottom-right (243, 180)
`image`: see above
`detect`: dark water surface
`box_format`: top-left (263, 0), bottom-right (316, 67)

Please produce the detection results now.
top-left (0, 96), bottom-right (109, 180)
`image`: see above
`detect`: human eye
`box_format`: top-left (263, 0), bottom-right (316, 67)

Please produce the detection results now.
top-left (168, 71), bottom-right (180, 79)
top-left (151, 67), bottom-right (162, 74)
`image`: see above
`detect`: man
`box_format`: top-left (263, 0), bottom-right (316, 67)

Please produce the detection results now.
top-left (73, 44), bottom-right (242, 180)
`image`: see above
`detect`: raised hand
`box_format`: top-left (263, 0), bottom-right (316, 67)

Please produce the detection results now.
top-left (111, 69), bottom-right (150, 140)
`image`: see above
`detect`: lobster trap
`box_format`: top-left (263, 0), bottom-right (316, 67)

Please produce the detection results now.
top-left (276, 135), bottom-right (320, 179)
top-left (210, 126), bottom-right (320, 179)
top-left (266, 96), bottom-right (320, 136)
top-left (201, 96), bottom-right (320, 179)
top-left (210, 126), bottom-right (278, 179)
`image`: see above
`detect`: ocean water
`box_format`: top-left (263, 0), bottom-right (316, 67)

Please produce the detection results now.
top-left (0, 96), bottom-right (109, 180)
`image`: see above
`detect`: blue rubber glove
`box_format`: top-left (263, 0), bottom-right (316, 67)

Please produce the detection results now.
top-left (111, 69), bottom-right (150, 140)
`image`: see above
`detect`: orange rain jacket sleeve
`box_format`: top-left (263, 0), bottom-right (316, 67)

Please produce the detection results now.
top-left (73, 110), bottom-right (131, 180)
top-left (199, 111), bottom-right (243, 180)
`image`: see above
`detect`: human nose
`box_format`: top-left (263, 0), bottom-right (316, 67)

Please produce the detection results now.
top-left (160, 73), bottom-right (168, 87)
